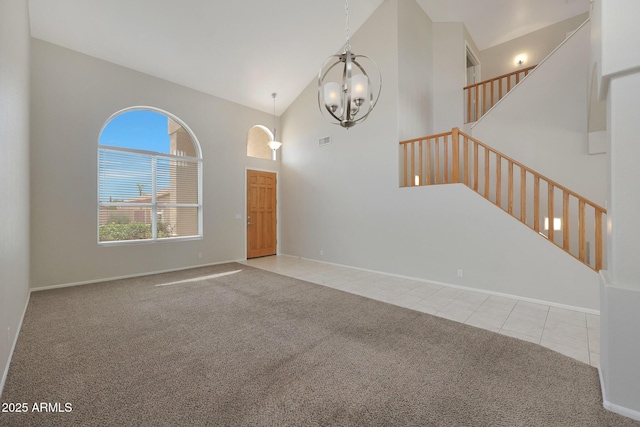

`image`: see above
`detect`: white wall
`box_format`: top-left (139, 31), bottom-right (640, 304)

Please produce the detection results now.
top-left (29, 39), bottom-right (280, 288)
top-left (598, 0), bottom-right (640, 419)
top-left (432, 23), bottom-right (464, 132)
top-left (432, 22), bottom-right (480, 133)
top-left (0, 0), bottom-right (31, 395)
top-left (280, 1), bottom-right (599, 311)
top-left (600, 0), bottom-right (640, 78)
top-left (398, 0), bottom-right (434, 140)
top-left (280, 0), bottom-right (399, 265)
top-left (472, 22), bottom-right (607, 206)
top-left (600, 273), bottom-right (640, 419)
top-left (480, 13), bottom-right (588, 80)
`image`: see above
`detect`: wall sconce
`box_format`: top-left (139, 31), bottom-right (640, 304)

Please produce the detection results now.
top-left (514, 54), bottom-right (527, 66)
top-left (544, 217), bottom-right (562, 231)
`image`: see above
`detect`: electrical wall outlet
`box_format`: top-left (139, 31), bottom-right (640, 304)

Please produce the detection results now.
top-left (457, 269), bottom-right (463, 277)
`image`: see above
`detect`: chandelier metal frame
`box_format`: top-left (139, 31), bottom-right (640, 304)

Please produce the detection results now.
top-left (317, 0), bottom-right (382, 129)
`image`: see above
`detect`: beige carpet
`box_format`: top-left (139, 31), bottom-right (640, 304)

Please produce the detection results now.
top-left (1, 263), bottom-right (638, 426)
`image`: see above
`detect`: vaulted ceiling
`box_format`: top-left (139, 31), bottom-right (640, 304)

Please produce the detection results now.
top-left (27, 0), bottom-right (589, 115)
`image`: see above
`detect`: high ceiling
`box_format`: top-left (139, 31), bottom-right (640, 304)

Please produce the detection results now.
top-left (417, 0), bottom-right (590, 50)
top-left (27, 0), bottom-right (589, 116)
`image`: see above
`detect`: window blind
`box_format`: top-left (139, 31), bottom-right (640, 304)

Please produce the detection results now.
top-left (98, 146), bottom-right (201, 242)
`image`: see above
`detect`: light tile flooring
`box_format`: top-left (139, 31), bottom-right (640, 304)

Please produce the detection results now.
top-left (242, 255), bottom-right (600, 368)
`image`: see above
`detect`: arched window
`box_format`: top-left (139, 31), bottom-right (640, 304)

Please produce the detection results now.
top-left (246, 125), bottom-right (273, 160)
top-left (98, 107), bottom-right (202, 243)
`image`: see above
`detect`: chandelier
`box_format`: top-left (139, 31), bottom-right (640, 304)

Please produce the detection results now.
top-left (317, 0), bottom-right (382, 129)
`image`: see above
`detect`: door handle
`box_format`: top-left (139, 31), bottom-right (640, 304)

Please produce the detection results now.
top-left (247, 222), bottom-right (253, 225)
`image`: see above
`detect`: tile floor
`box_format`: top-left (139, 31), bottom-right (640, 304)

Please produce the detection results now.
top-left (242, 255), bottom-right (600, 367)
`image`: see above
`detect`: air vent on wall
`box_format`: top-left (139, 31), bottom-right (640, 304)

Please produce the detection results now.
top-left (318, 136), bottom-right (332, 147)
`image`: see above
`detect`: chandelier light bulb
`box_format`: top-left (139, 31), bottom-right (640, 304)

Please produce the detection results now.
top-left (351, 74), bottom-right (367, 101)
top-left (324, 82), bottom-right (342, 113)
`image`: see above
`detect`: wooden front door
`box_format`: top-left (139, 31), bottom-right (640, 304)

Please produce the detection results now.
top-left (247, 170), bottom-right (277, 258)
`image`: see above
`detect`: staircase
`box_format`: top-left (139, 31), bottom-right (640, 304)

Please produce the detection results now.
top-left (399, 128), bottom-right (606, 271)
top-left (464, 65), bottom-right (536, 123)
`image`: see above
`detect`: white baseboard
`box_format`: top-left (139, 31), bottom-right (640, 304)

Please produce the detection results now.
top-left (30, 259), bottom-right (246, 293)
top-left (279, 254), bottom-right (600, 315)
top-left (599, 366), bottom-right (640, 422)
top-left (0, 292), bottom-right (31, 399)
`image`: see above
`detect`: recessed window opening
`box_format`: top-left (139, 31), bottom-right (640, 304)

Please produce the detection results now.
top-left (247, 125), bottom-right (274, 160)
top-left (98, 107), bottom-right (202, 244)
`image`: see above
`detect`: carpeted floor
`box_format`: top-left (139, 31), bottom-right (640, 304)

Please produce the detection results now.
top-left (1, 263), bottom-right (638, 426)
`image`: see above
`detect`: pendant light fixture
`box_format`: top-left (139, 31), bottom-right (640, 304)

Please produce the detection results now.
top-left (317, 0), bottom-right (382, 129)
top-left (268, 93), bottom-right (282, 158)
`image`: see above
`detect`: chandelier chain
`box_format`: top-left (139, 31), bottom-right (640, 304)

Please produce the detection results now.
top-left (344, 0), bottom-right (351, 52)
top-left (271, 92), bottom-right (277, 140)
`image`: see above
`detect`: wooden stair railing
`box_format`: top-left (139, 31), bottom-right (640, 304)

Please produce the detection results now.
top-left (400, 128), bottom-right (607, 271)
top-left (464, 65), bottom-right (536, 123)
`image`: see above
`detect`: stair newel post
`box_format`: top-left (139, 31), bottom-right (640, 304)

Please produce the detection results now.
top-left (452, 128), bottom-right (460, 183)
